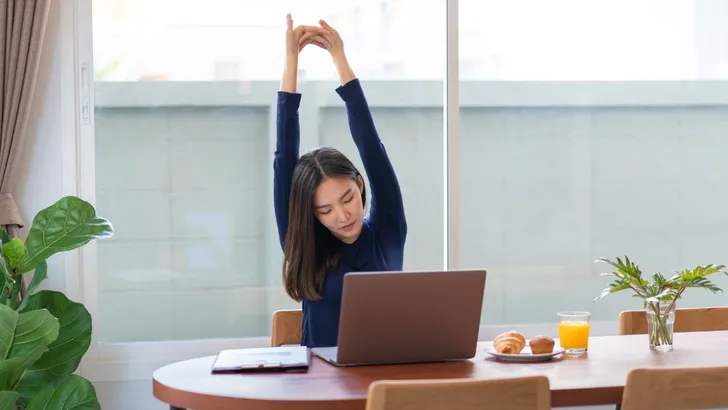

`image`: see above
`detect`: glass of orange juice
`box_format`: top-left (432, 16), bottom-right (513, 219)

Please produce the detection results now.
top-left (557, 311), bottom-right (591, 356)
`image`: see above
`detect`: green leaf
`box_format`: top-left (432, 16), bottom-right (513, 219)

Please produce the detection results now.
top-left (0, 305), bottom-right (58, 403)
top-left (17, 291), bottom-right (92, 400)
top-left (651, 272), bottom-right (668, 287)
top-left (0, 254), bottom-right (11, 307)
top-left (17, 261), bottom-right (47, 311)
top-left (0, 256), bottom-right (10, 282)
top-left (25, 374), bottom-right (100, 410)
top-left (681, 277), bottom-right (722, 293)
top-left (594, 279), bottom-right (632, 301)
top-left (678, 264), bottom-right (727, 280)
top-left (17, 196), bottom-right (113, 274)
top-left (0, 391), bottom-right (20, 410)
top-left (0, 343), bottom-right (48, 391)
top-left (596, 256), bottom-right (727, 305)
top-left (596, 256), bottom-right (647, 286)
top-left (1, 238), bottom-right (24, 270)
top-left (594, 286), bottom-right (614, 301)
top-left (0, 230), bottom-right (10, 245)
top-left (644, 288), bottom-right (676, 303)
top-left (0, 304), bottom-right (59, 361)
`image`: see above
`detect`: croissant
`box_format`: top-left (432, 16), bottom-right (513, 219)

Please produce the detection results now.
top-left (493, 331), bottom-right (526, 354)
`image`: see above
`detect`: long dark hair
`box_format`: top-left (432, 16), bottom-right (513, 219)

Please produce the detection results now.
top-left (283, 147), bottom-right (366, 302)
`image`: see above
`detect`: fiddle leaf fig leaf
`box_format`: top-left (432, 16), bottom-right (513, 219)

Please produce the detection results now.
top-left (2, 238), bottom-right (24, 270)
top-left (16, 291), bottom-right (92, 400)
top-left (25, 374), bottom-right (100, 410)
top-left (0, 391), bottom-right (20, 410)
top-left (17, 196), bottom-right (113, 274)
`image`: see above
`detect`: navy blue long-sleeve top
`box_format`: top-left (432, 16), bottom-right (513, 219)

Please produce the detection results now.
top-left (273, 79), bottom-right (407, 348)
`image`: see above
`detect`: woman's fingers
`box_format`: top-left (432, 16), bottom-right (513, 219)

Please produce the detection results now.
top-left (296, 25), bottom-right (327, 40)
top-left (286, 13), bottom-right (293, 31)
top-left (299, 34), bottom-right (331, 52)
top-left (293, 22), bottom-right (331, 52)
top-left (319, 19), bottom-right (335, 32)
top-left (298, 30), bottom-right (314, 44)
top-left (299, 31), bottom-right (330, 45)
top-left (309, 34), bottom-right (331, 49)
top-left (313, 34), bottom-right (332, 49)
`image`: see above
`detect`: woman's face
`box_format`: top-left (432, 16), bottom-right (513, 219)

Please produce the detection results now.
top-left (313, 176), bottom-right (364, 243)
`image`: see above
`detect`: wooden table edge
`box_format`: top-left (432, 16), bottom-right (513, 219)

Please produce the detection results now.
top-left (153, 377), bottom-right (367, 410)
top-left (153, 375), bottom-right (623, 409)
top-left (552, 386), bottom-right (623, 407)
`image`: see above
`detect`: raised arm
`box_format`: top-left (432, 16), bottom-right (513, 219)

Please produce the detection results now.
top-left (317, 20), bottom-right (406, 242)
top-left (273, 85), bottom-right (301, 249)
top-left (274, 15), bottom-right (330, 249)
top-left (336, 75), bottom-right (406, 240)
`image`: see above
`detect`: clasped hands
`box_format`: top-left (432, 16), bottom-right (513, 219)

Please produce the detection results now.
top-left (286, 13), bottom-right (344, 57)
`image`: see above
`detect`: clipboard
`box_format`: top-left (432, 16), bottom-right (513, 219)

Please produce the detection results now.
top-left (211, 346), bottom-right (311, 374)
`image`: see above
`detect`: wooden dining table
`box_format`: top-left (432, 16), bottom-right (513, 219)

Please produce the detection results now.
top-left (153, 330), bottom-right (728, 410)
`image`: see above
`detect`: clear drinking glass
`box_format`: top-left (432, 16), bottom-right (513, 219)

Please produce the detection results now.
top-left (558, 311), bottom-right (591, 356)
top-left (646, 302), bottom-right (676, 351)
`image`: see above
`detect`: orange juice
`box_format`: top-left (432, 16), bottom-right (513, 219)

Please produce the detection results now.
top-left (558, 320), bottom-right (590, 349)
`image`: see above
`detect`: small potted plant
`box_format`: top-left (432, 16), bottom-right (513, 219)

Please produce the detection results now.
top-left (594, 256), bottom-right (727, 351)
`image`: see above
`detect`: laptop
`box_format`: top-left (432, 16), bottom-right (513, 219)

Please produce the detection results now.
top-left (312, 269), bottom-right (486, 366)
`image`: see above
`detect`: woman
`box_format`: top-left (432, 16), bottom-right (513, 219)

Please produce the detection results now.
top-left (274, 14), bottom-right (407, 348)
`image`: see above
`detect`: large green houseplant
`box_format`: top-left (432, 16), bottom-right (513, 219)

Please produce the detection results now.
top-left (594, 256), bottom-right (727, 351)
top-left (0, 196), bottom-right (113, 409)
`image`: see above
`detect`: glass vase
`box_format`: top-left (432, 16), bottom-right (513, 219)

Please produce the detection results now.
top-left (645, 302), bottom-right (676, 351)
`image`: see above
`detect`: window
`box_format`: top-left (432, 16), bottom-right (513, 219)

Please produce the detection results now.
top-left (459, 0), bottom-right (697, 81)
top-left (90, 0), bottom-right (445, 342)
top-left (458, 0), bottom-right (728, 327)
top-left (83, 0), bottom-right (728, 348)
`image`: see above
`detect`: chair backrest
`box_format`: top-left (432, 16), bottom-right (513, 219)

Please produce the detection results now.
top-left (621, 366), bottom-right (728, 410)
top-left (617, 306), bottom-right (728, 335)
top-left (365, 376), bottom-right (551, 410)
top-left (270, 309), bottom-right (302, 347)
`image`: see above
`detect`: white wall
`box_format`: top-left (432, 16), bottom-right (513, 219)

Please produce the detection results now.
top-left (16, 0), bottom-right (67, 292)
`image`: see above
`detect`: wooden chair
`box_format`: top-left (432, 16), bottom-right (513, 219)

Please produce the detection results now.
top-left (621, 366), bottom-right (728, 410)
top-left (365, 376), bottom-right (551, 410)
top-left (617, 306), bottom-right (728, 335)
top-left (270, 309), bottom-right (302, 346)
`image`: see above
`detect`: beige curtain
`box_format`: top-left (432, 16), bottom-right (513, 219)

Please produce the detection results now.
top-left (0, 0), bottom-right (51, 237)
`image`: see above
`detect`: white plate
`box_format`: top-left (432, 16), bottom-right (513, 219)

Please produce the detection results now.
top-left (484, 345), bottom-right (565, 363)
